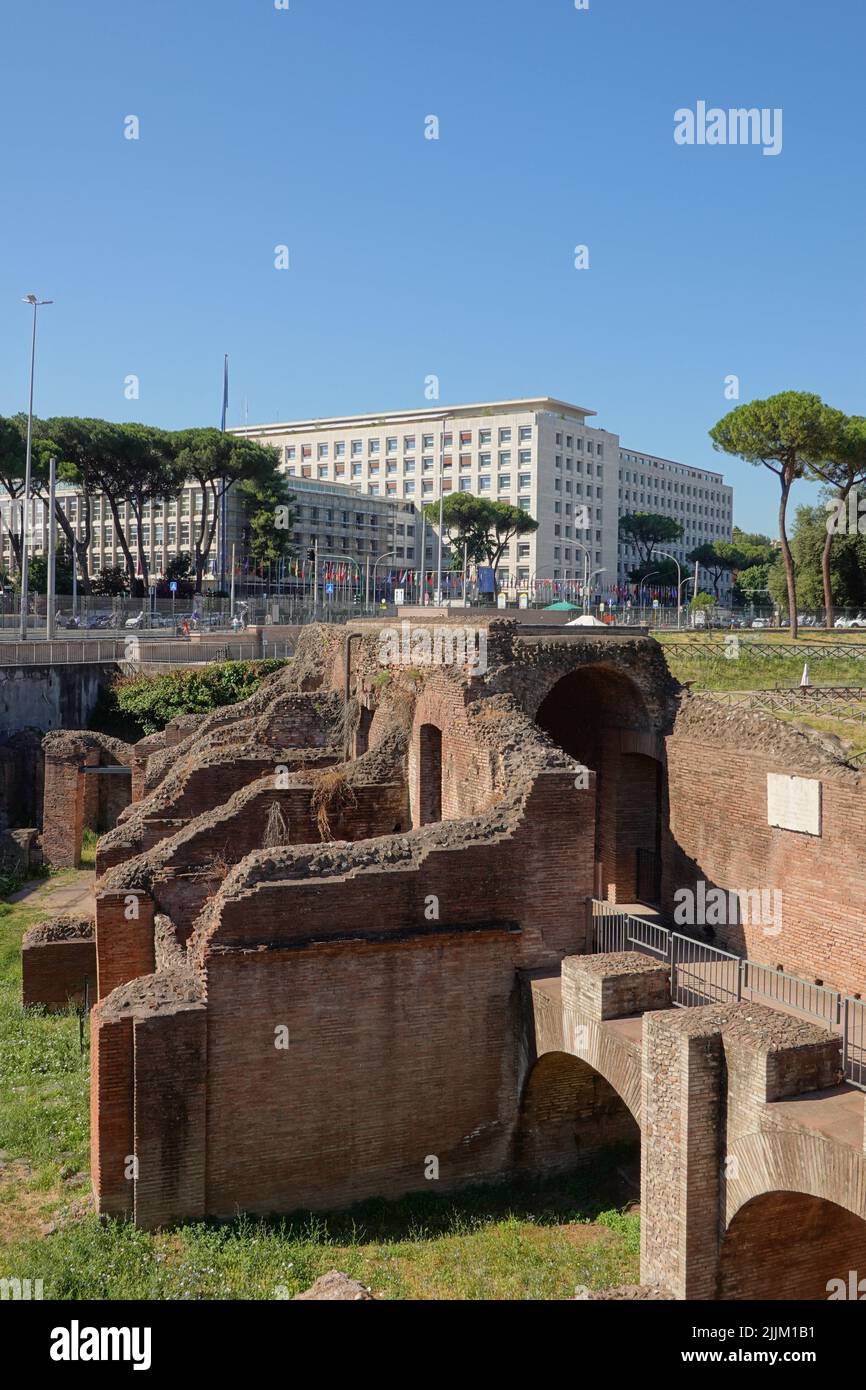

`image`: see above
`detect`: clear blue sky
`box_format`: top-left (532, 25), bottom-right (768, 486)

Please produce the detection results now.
top-left (1, 0), bottom-right (863, 534)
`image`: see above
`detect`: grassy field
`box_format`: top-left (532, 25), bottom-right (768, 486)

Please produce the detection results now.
top-left (658, 631), bottom-right (866, 692)
top-left (0, 881), bottom-right (639, 1300)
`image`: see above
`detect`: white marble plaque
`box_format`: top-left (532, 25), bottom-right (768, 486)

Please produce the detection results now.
top-left (767, 773), bottom-right (822, 836)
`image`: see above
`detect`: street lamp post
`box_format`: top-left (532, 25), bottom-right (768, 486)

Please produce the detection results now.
top-left (655, 549), bottom-right (682, 630)
top-left (435, 417), bottom-right (448, 607)
top-left (372, 550), bottom-right (399, 608)
top-left (588, 567), bottom-right (606, 615)
top-left (638, 570), bottom-right (659, 622)
top-left (19, 295), bottom-right (52, 641)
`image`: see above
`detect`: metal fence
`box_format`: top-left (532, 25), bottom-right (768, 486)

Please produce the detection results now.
top-left (0, 637), bottom-right (295, 666)
top-left (843, 997), bottom-right (866, 1088)
top-left (588, 899), bottom-right (866, 1089)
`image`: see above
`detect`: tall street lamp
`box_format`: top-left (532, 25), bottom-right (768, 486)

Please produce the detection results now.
top-left (19, 295), bottom-right (53, 640)
top-left (435, 416), bottom-right (449, 607)
top-left (655, 548), bottom-right (682, 630)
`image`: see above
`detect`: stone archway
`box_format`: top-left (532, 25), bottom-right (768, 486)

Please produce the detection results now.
top-left (719, 1190), bottom-right (866, 1300)
top-left (516, 1049), bottom-right (640, 1175)
top-left (534, 666), bottom-right (661, 902)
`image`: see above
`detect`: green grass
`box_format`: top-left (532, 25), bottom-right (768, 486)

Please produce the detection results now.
top-left (659, 634), bottom-right (866, 691)
top-left (2, 1174), bottom-right (640, 1301)
top-left (0, 881), bottom-right (640, 1300)
top-left (79, 829), bottom-right (99, 868)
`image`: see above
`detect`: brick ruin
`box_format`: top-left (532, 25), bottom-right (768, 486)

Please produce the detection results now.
top-left (28, 617), bottom-right (866, 1297)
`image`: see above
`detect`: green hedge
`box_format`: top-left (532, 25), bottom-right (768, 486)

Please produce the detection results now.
top-left (91, 660), bottom-right (288, 739)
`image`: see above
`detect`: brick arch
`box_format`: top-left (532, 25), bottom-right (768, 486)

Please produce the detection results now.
top-left (720, 1188), bottom-right (866, 1300)
top-left (516, 1049), bottom-right (640, 1174)
top-left (724, 1129), bottom-right (866, 1231)
top-left (533, 663), bottom-right (651, 749)
top-left (533, 665), bottom-right (661, 902)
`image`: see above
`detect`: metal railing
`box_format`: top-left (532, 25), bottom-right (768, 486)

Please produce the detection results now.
top-left (0, 637), bottom-right (295, 666)
top-left (843, 997), bottom-right (866, 1088)
top-left (588, 899), bottom-right (866, 1089)
top-left (591, 902), bottom-right (669, 960)
top-left (741, 958), bottom-right (841, 1027)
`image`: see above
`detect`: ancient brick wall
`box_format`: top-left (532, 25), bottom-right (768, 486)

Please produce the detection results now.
top-left (719, 1191), bottom-right (866, 1300)
top-left (664, 702), bottom-right (866, 996)
top-left (42, 731), bottom-right (133, 867)
top-left (21, 917), bottom-right (95, 1010)
top-left (202, 930), bottom-right (521, 1218)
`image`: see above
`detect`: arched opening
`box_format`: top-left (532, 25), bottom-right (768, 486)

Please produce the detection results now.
top-left (534, 667), bottom-right (660, 902)
top-left (354, 706), bottom-right (374, 759)
top-left (418, 723), bottom-right (443, 825)
top-left (719, 1191), bottom-right (866, 1300)
top-left (516, 1050), bottom-right (640, 1178)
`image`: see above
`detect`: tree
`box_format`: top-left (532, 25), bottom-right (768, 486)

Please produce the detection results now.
top-left (618, 512), bottom-right (683, 579)
top-left (773, 502), bottom-right (866, 612)
top-left (24, 542), bottom-right (74, 596)
top-left (805, 414), bottom-right (866, 628)
top-left (710, 392), bottom-right (844, 638)
top-left (0, 416), bottom-right (26, 574)
top-left (631, 558), bottom-right (680, 588)
top-left (735, 563), bottom-right (772, 607)
top-left (109, 423), bottom-right (186, 594)
top-left (241, 474), bottom-right (296, 569)
top-left (172, 429), bottom-right (282, 591)
top-left (422, 493), bottom-right (496, 568)
top-left (480, 502), bottom-right (539, 575)
top-left (686, 541), bottom-right (747, 597)
top-left (91, 565), bottom-right (129, 596)
top-left (165, 553), bottom-right (192, 582)
top-left (731, 526), bottom-right (776, 567)
top-left (33, 417), bottom-right (108, 595)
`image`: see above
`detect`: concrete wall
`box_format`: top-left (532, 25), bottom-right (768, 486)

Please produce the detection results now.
top-left (0, 662), bottom-right (116, 737)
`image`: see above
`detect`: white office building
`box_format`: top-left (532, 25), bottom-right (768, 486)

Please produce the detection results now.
top-left (232, 398), bottom-right (734, 597)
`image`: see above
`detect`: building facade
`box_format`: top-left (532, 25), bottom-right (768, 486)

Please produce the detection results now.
top-left (0, 477), bottom-right (417, 593)
top-left (231, 397), bottom-right (734, 598)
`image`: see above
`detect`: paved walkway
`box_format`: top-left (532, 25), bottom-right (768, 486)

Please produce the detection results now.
top-left (9, 870), bottom-right (96, 919)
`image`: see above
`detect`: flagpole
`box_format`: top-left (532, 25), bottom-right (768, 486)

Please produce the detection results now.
top-left (219, 354), bottom-right (228, 595)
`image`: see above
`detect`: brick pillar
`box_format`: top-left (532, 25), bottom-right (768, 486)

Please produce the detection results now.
top-left (130, 751), bottom-right (149, 803)
top-left (133, 1004), bottom-right (207, 1228)
top-left (640, 1010), bottom-right (724, 1299)
top-left (42, 745), bottom-right (96, 867)
top-left (597, 729), bottom-right (620, 901)
top-left (90, 1006), bottom-right (135, 1218)
top-left (95, 889), bottom-right (156, 1001)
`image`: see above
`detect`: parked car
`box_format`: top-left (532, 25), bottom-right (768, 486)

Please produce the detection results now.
top-left (750, 617), bottom-right (769, 629)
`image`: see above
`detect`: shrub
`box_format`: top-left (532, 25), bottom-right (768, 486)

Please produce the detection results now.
top-left (92, 660), bottom-right (288, 738)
